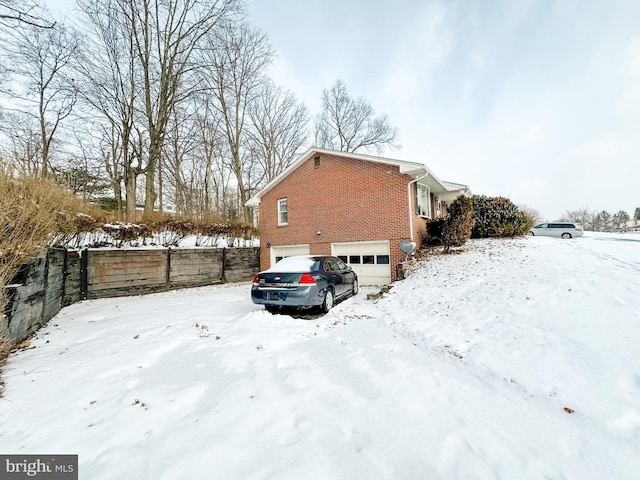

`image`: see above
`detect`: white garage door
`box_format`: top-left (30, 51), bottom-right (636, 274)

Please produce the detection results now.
top-left (331, 241), bottom-right (391, 286)
top-left (270, 244), bottom-right (310, 267)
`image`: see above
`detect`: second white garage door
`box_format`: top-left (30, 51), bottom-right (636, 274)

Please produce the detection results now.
top-left (331, 241), bottom-right (391, 286)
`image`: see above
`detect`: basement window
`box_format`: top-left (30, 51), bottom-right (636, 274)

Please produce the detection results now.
top-left (278, 198), bottom-right (288, 225)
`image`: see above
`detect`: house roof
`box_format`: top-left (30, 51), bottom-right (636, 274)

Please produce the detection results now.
top-left (246, 147), bottom-right (469, 206)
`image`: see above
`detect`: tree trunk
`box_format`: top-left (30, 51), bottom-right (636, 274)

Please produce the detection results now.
top-left (125, 168), bottom-right (138, 222)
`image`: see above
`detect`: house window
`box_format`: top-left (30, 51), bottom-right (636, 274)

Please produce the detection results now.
top-left (278, 198), bottom-right (288, 225)
top-left (415, 182), bottom-right (431, 217)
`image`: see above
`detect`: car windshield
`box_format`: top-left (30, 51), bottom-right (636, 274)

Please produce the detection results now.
top-left (266, 256), bottom-right (321, 273)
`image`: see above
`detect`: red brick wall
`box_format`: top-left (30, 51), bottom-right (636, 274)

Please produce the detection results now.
top-left (257, 153), bottom-right (427, 280)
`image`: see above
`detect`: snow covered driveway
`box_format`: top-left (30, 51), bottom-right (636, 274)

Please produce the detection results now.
top-left (1, 234), bottom-right (639, 479)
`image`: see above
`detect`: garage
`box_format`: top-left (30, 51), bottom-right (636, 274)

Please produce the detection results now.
top-left (270, 244), bottom-right (310, 266)
top-left (331, 241), bottom-right (391, 286)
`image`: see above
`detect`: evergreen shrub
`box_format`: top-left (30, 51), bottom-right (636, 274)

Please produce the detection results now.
top-left (422, 218), bottom-right (446, 246)
top-left (442, 196), bottom-right (475, 252)
top-left (471, 195), bottom-right (530, 238)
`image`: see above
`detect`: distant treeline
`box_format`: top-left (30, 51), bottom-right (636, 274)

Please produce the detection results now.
top-left (561, 207), bottom-right (640, 231)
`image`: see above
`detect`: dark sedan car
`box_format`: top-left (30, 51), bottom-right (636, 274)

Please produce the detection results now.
top-left (251, 255), bottom-right (358, 313)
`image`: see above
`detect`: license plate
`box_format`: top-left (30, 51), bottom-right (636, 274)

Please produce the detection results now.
top-left (268, 292), bottom-right (285, 301)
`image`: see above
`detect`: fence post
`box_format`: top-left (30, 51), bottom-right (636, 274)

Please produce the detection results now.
top-left (80, 249), bottom-right (88, 300)
top-left (39, 249), bottom-right (52, 325)
top-left (165, 248), bottom-right (171, 291)
top-left (221, 248), bottom-right (227, 283)
top-left (61, 248), bottom-right (67, 303)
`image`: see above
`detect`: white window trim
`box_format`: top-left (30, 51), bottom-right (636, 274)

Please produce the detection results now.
top-left (277, 198), bottom-right (288, 225)
top-left (415, 182), bottom-right (431, 218)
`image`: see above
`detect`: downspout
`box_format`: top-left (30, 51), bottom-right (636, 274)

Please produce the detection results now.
top-left (407, 172), bottom-right (430, 242)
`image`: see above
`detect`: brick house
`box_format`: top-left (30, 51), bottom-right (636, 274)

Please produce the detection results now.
top-left (246, 148), bottom-right (470, 285)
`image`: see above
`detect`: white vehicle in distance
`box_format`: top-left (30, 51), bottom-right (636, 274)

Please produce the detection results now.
top-left (529, 222), bottom-right (583, 239)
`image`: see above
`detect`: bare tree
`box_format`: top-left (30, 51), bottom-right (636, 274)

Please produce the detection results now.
top-left (52, 125), bottom-right (111, 202)
top-left (99, 123), bottom-right (125, 219)
top-left (162, 103), bottom-right (202, 216)
top-left (519, 204), bottom-right (543, 225)
top-left (0, 110), bottom-right (42, 175)
top-left (314, 79), bottom-right (399, 154)
top-left (612, 210), bottom-right (630, 229)
top-left (126, 0), bottom-right (242, 219)
top-left (75, 0), bottom-right (142, 221)
top-left (0, 0), bottom-right (54, 28)
top-left (201, 22), bottom-right (274, 223)
top-left (248, 81), bottom-right (309, 185)
top-left (562, 208), bottom-right (595, 230)
top-left (3, 15), bottom-right (78, 177)
top-left (593, 210), bottom-right (612, 232)
top-left (75, 0), bottom-right (241, 220)
top-left (195, 94), bottom-right (234, 218)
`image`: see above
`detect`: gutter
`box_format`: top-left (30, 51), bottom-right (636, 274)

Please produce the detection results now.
top-left (407, 172), bottom-right (430, 242)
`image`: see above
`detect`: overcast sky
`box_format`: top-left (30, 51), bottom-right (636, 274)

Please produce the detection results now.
top-left (49, 0), bottom-right (640, 221)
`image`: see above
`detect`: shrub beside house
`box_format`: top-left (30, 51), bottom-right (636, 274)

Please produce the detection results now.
top-left (246, 147), bottom-right (471, 285)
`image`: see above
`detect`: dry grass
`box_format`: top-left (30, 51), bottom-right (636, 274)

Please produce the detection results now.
top-left (0, 172), bottom-right (101, 385)
top-left (0, 327), bottom-right (10, 396)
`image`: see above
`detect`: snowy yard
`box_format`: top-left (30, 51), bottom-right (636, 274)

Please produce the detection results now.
top-left (1, 233), bottom-right (639, 479)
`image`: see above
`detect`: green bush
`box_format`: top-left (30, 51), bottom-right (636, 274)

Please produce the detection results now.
top-left (422, 218), bottom-right (446, 246)
top-left (442, 195), bottom-right (475, 252)
top-left (95, 196), bottom-right (119, 211)
top-left (471, 195), bottom-right (530, 238)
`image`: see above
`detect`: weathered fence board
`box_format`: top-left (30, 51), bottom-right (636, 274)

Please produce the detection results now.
top-left (4, 257), bottom-right (47, 344)
top-left (2, 246), bottom-right (259, 345)
top-left (169, 249), bottom-right (224, 289)
top-left (63, 251), bottom-right (81, 306)
top-left (223, 248), bottom-right (261, 283)
top-left (86, 249), bottom-right (168, 299)
top-left (41, 249), bottom-right (66, 324)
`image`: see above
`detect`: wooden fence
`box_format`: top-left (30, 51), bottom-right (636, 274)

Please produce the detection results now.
top-left (2, 247), bottom-right (259, 345)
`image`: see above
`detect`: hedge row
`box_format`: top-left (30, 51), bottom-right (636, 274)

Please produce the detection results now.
top-left (422, 194), bottom-right (534, 251)
top-left (51, 217), bottom-right (258, 249)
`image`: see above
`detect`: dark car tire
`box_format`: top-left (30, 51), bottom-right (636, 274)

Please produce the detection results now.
top-left (352, 279), bottom-right (359, 296)
top-left (561, 233), bottom-right (572, 239)
top-left (529, 231), bottom-right (535, 236)
top-left (320, 289), bottom-right (334, 313)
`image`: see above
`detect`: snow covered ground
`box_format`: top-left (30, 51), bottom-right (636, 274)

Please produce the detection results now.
top-left (1, 233), bottom-right (639, 479)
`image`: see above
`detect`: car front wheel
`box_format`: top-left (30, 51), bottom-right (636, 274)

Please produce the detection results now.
top-left (321, 289), bottom-right (334, 313)
top-left (352, 279), bottom-right (359, 295)
top-left (529, 231), bottom-right (535, 236)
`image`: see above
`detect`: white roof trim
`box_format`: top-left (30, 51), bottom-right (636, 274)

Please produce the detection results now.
top-left (246, 147), bottom-right (468, 206)
top-left (441, 180), bottom-right (470, 192)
